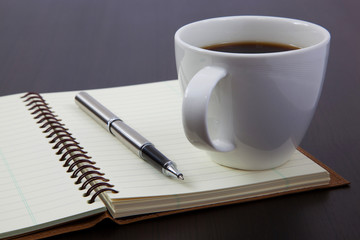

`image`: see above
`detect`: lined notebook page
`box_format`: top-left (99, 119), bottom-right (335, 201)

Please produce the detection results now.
top-left (0, 94), bottom-right (105, 238)
top-left (42, 80), bottom-right (329, 201)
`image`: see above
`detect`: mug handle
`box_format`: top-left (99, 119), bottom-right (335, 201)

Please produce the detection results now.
top-left (182, 66), bottom-right (236, 152)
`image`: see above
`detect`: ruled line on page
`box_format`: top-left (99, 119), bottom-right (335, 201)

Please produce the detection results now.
top-left (0, 149), bottom-right (37, 225)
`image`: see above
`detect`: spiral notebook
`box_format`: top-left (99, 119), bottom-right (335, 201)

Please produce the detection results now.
top-left (0, 80), bottom-right (349, 239)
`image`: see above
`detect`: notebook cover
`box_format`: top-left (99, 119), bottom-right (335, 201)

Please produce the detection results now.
top-left (10, 148), bottom-right (350, 240)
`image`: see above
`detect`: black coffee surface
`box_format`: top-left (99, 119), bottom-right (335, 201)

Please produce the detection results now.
top-left (203, 41), bottom-right (300, 53)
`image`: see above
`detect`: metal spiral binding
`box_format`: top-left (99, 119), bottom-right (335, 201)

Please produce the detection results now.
top-left (21, 92), bottom-right (118, 203)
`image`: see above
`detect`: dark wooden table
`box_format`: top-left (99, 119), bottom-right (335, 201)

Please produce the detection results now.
top-left (1, 0), bottom-right (359, 239)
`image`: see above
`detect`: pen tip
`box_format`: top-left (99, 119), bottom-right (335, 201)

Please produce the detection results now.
top-left (177, 174), bottom-right (184, 180)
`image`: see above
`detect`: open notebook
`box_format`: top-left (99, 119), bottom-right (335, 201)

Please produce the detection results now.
top-left (0, 80), bottom-right (348, 239)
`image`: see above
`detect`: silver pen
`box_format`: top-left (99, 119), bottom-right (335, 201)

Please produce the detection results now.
top-left (75, 92), bottom-right (184, 180)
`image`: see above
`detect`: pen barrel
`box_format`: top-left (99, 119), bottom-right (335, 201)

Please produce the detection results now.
top-left (75, 92), bottom-right (150, 154)
top-left (110, 120), bottom-right (150, 154)
top-left (75, 91), bottom-right (182, 179)
top-left (140, 144), bottom-right (172, 173)
top-left (75, 92), bottom-right (118, 130)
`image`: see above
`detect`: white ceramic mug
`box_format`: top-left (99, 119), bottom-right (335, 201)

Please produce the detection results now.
top-left (174, 16), bottom-right (330, 170)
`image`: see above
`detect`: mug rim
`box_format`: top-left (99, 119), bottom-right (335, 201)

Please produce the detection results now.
top-left (174, 15), bottom-right (331, 58)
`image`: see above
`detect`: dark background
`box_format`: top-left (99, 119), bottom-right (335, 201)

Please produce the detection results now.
top-left (1, 0), bottom-right (359, 239)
